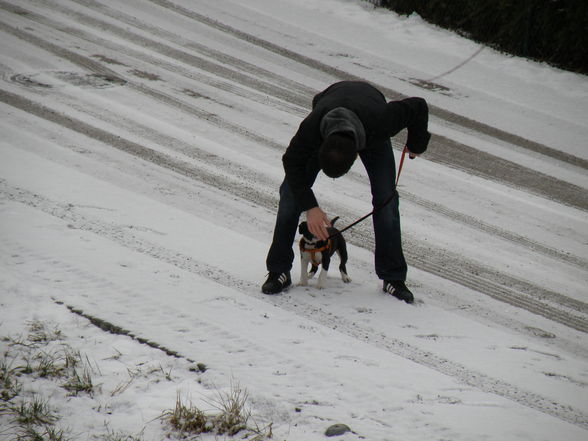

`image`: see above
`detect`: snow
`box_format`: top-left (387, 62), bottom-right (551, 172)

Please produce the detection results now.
top-left (1, 0), bottom-right (587, 440)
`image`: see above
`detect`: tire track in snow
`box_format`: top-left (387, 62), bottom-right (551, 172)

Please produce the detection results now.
top-left (58, 0), bottom-right (588, 209)
top-left (1, 88), bottom-right (587, 335)
top-left (1, 4), bottom-right (586, 273)
top-left (145, 0), bottom-right (588, 171)
top-left (30, 0), bottom-right (311, 108)
top-left (3, 0), bottom-right (587, 212)
top-left (5, 108), bottom-right (585, 362)
top-left (0, 12), bottom-right (293, 150)
top-left (67, 0), bottom-right (318, 103)
top-left (1, 184), bottom-right (587, 430)
top-left (0, 86), bottom-right (278, 208)
top-left (43, 0), bottom-right (309, 115)
top-left (404, 192), bottom-right (588, 270)
top-left (0, 246), bottom-right (413, 439)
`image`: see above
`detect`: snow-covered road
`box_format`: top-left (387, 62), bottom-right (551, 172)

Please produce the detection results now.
top-left (1, 1), bottom-right (587, 440)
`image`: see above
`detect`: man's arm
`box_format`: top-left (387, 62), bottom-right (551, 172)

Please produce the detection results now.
top-left (282, 115), bottom-right (322, 211)
top-left (282, 107), bottom-right (339, 239)
top-left (383, 97), bottom-right (431, 155)
top-left (283, 143), bottom-right (330, 240)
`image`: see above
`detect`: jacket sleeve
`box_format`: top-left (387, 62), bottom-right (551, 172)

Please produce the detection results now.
top-left (382, 97), bottom-right (431, 154)
top-left (282, 116), bottom-right (322, 211)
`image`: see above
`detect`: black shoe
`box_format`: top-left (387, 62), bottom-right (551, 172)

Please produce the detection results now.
top-left (383, 280), bottom-right (414, 303)
top-left (262, 272), bottom-right (291, 295)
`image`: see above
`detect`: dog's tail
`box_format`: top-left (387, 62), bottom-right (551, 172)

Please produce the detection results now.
top-left (330, 216), bottom-right (340, 226)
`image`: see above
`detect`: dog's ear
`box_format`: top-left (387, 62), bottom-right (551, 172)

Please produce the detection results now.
top-left (298, 222), bottom-right (307, 235)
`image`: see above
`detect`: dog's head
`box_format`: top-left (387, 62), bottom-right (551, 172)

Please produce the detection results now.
top-left (298, 221), bottom-right (315, 241)
top-left (299, 216), bottom-right (341, 242)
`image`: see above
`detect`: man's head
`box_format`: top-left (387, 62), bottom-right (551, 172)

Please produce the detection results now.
top-left (319, 133), bottom-right (358, 178)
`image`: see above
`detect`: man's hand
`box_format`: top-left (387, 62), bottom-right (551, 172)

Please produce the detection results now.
top-left (408, 150), bottom-right (420, 160)
top-left (306, 207), bottom-right (330, 241)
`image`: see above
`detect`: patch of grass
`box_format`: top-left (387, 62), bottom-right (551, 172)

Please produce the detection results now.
top-left (7, 342), bottom-right (97, 397)
top-left (60, 349), bottom-right (96, 396)
top-left (3, 318), bottom-right (277, 441)
top-left (0, 356), bottom-right (23, 400)
top-left (159, 365), bottom-right (173, 382)
top-left (207, 381), bottom-right (250, 436)
top-left (163, 393), bottom-right (212, 434)
top-left (161, 381), bottom-right (273, 440)
top-left (99, 433), bottom-right (144, 441)
top-left (14, 424), bottom-right (71, 441)
top-left (33, 350), bottom-right (64, 378)
top-left (92, 424), bottom-right (145, 441)
top-left (0, 321), bottom-right (83, 440)
top-left (62, 366), bottom-right (94, 396)
top-left (0, 319), bottom-right (151, 440)
top-left (10, 395), bottom-right (59, 426)
top-left (27, 321), bottom-right (63, 344)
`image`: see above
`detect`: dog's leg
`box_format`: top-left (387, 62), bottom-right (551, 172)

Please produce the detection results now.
top-left (316, 254), bottom-right (330, 289)
top-left (311, 251), bottom-right (323, 281)
top-left (337, 243), bottom-right (352, 283)
top-left (299, 253), bottom-right (310, 286)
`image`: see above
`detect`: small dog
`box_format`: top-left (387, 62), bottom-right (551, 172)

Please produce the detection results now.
top-left (298, 217), bottom-right (351, 289)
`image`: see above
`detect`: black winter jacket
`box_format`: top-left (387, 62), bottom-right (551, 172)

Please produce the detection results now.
top-left (283, 81), bottom-right (431, 211)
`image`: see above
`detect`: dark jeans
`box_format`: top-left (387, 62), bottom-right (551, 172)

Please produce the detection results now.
top-left (266, 139), bottom-right (407, 281)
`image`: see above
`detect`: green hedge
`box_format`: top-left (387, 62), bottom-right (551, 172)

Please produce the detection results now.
top-left (380, 0), bottom-right (588, 74)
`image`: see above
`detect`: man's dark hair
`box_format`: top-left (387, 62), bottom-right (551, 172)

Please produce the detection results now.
top-left (319, 133), bottom-right (357, 178)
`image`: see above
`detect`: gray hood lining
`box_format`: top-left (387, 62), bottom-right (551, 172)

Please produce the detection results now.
top-left (320, 107), bottom-right (366, 151)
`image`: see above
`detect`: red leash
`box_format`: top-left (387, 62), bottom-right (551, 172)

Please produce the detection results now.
top-left (395, 145), bottom-right (408, 186)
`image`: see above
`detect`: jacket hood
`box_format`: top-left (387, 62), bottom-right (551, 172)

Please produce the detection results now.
top-left (320, 107), bottom-right (366, 151)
